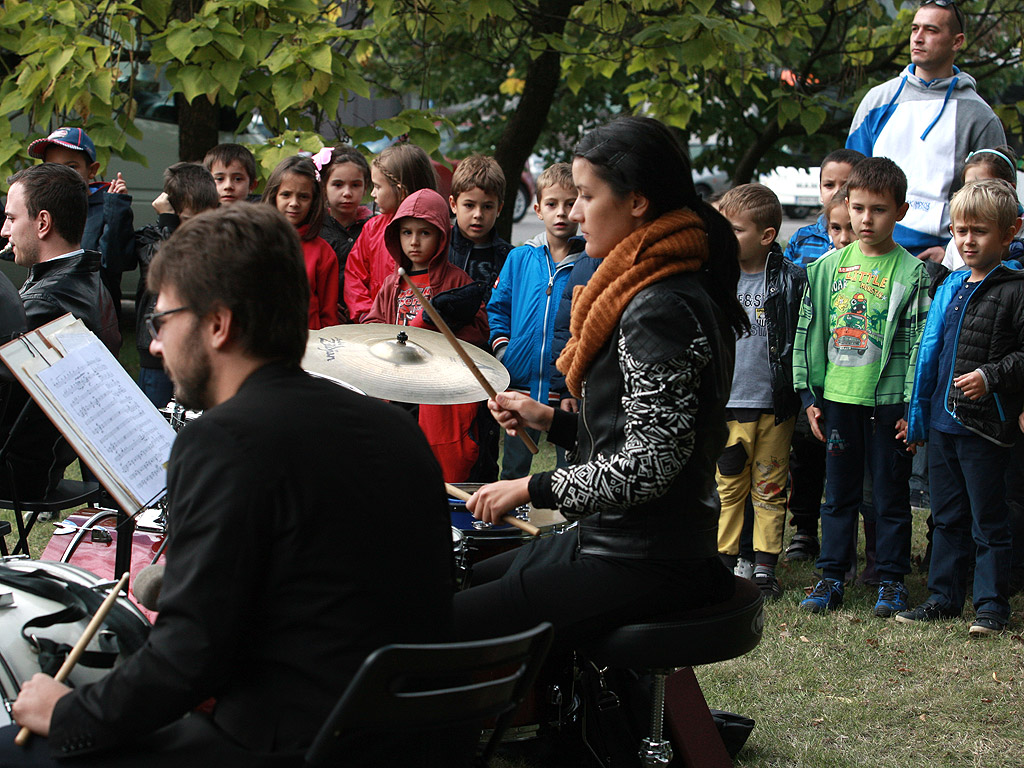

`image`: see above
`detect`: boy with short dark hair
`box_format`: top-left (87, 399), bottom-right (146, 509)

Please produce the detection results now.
top-left (783, 149), bottom-right (865, 565)
top-left (898, 179), bottom-right (1024, 636)
top-left (783, 149), bottom-right (865, 269)
top-left (448, 154), bottom-right (513, 481)
top-left (203, 143), bottom-right (259, 205)
top-left (487, 162), bottom-right (586, 479)
top-left (715, 183), bottom-right (806, 599)
top-left (28, 126), bottom-right (135, 319)
top-left (135, 163), bottom-right (219, 405)
top-left (448, 155), bottom-right (512, 296)
top-left (794, 157), bottom-right (930, 617)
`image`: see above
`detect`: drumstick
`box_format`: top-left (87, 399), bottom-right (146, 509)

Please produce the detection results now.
top-left (445, 482), bottom-right (540, 537)
top-left (15, 571), bottom-right (131, 747)
top-left (398, 268), bottom-right (538, 455)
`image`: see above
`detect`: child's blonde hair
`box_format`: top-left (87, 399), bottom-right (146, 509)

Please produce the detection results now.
top-left (717, 183), bottom-right (782, 234)
top-left (450, 155), bottom-right (505, 205)
top-left (950, 179), bottom-right (1021, 233)
top-left (536, 162), bottom-right (575, 202)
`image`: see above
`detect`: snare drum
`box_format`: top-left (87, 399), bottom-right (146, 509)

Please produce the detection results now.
top-left (0, 558), bottom-right (150, 726)
top-left (448, 483), bottom-right (576, 588)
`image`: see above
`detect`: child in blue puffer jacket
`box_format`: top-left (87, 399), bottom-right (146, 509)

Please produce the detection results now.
top-left (900, 180), bottom-right (1024, 637)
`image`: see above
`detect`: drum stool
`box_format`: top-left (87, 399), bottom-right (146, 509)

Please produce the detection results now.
top-left (585, 576), bottom-right (763, 767)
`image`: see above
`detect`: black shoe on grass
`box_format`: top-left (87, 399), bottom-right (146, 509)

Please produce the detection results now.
top-left (895, 600), bottom-right (958, 624)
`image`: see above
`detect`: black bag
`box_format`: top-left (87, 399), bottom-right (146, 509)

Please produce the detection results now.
top-left (710, 709), bottom-right (756, 759)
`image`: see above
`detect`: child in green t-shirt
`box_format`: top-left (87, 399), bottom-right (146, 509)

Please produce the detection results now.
top-left (793, 157), bottom-right (930, 617)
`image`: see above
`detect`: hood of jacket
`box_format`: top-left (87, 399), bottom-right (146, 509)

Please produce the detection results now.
top-left (523, 230), bottom-right (588, 255)
top-left (384, 189), bottom-right (451, 274)
top-left (894, 64), bottom-right (977, 141)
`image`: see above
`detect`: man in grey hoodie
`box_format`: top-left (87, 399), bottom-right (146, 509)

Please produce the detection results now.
top-left (846, 1), bottom-right (1005, 262)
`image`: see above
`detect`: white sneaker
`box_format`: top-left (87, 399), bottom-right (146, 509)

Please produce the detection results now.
top-left (733, 557), bottom-right (754, 580)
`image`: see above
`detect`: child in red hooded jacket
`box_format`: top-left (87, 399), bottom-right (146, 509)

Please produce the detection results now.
top-left (365, 189), bottom-right (489, 481)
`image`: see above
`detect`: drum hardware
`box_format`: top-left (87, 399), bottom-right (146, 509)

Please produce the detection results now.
top-left (301, 324), bottom-right (509, 405)
top-left (92, 528), bottom-right (113, 544)
top-left (159, 399), bottom-right (203, 432)
top-left (470, 504), bottom-right (530, 530)
top-left (58, 508), bottom-right (120, 565)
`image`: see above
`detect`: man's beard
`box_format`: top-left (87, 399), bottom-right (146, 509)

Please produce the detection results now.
top-left (170, 326), bottom-right (212, 411)
top-left (13, 239), bottom-right (39, 268)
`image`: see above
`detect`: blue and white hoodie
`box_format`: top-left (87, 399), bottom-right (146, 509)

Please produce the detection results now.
top-left (486, 232), bottom-right (586, 402)
top-left (847, 64), bottom-right (1006, 255)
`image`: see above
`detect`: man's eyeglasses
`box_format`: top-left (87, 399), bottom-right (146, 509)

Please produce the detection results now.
top-left (144, 306), bottom-right (189, 339)
top-left (919, 0), bottom-right (965, 35)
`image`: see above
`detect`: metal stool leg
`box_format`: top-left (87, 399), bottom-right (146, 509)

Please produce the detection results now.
top-left (640, 670), bottom-right (673, 767)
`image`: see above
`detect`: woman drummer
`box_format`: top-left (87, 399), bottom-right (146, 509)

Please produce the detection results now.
top-left (454, 116), bottom-right (749, 647)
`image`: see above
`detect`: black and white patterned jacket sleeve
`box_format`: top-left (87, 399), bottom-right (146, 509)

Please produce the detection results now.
top-left (537, 311), bottom-right (712, 516)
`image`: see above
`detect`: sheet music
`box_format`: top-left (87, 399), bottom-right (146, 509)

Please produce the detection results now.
top-left (50, 331), bottom-right (94, 354)
top-left (37, 340), bottom-right (175, 505)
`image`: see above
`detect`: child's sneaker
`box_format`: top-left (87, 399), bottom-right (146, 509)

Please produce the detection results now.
top-left (800, 578), bottom-right (843, 613)
top-left (733, 558), bottom-right (754, 580)
top-left (895, 600), bottom-right (958, 624)
top-left (753, 572), bottom-right (782, 601)
top-left (968, 617), bottom-right (1005, 637)
top-left (784, 532), bottom-right (819, 561)
top-left (873, 580), bottom-right (909, 618)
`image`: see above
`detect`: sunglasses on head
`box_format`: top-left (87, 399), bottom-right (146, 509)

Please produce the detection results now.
top-left (919, 0), bottom-right (965, 35)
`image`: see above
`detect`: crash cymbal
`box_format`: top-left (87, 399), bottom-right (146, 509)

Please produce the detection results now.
top-left (302, 324), bottom-right (510, 404)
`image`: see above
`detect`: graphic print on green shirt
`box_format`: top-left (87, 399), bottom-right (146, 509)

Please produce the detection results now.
top-left (823, 242), bottom-right (903, 405)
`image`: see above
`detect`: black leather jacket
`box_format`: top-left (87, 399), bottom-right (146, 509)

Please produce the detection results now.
top-left (532, 271), bottom-right (735, 560)
top-left (21, 249), bottom-right (121, 354)
top-left (943, 265), bottom-right (1024, 446)
top-left (763, 246), bottom-right (807, 423)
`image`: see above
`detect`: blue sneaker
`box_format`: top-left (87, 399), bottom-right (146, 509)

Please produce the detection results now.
top-left (800, 578), bottom-right (844, 613)
top-left (873, 580), bottom-right (909, 617)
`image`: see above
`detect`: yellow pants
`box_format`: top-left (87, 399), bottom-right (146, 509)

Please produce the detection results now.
top-left (716, 414), bottom-right (795, 557)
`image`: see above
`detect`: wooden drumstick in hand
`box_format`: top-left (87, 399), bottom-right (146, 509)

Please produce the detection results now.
top-left (445, 482), bottom-right (540, 536)
top-left (398, 268), bottom-right (538, 455)
top-left (15, 571), bottom-right (131, 747)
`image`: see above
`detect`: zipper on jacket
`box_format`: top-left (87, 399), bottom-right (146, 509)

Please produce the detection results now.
top-left (537, 255), bottom-right (578, 400)
top-left (873, 270), bottom-right (923, 407)
top-left (942, 269), bottom-right (992, 421)
top-left (581, 378), bottom-right (595, 461)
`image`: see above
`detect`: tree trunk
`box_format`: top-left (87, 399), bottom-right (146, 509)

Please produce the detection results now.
top-left (172, 0), bottom-right (220, 162)
top-left (175, 94), bottom-right (220, 162)
top-left (732, 120), bottom-right (782, 185)
top-left (493, 0), bottom-right (582, 241)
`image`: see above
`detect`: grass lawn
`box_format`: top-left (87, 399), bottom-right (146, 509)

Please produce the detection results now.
top-left (493, 512), bottom-right (1023, 768)
top-left (698, 525), bottom-right (1024, 768)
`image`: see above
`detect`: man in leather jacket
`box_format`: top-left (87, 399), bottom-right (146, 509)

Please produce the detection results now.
top-left (0, 163), bottom-right (120, 498)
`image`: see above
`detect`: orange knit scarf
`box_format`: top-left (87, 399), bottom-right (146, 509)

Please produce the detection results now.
top-left (557, 208), bottom-right (708, 398)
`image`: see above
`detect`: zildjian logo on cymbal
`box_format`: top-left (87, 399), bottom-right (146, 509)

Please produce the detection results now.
top-left (316, 336), bottom-right (344, 362)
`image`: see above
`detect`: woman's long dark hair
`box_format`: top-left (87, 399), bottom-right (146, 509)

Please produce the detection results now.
top-left (574, 116), bottom-right (748, 337)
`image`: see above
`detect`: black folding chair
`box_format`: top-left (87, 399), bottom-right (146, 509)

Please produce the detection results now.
top-left (305, 622), bottom-right (554, 768)
top-left (0, 474), bottom-right (101, 557)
